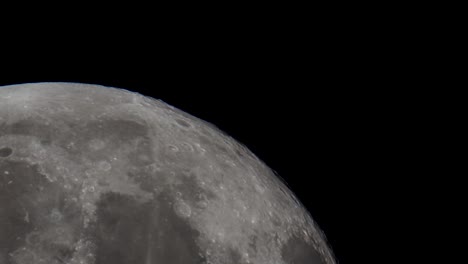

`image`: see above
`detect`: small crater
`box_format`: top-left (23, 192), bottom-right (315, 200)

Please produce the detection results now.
top-left (175, 119), bottom-right (192, 128)
top-left (53, 245), bottom-right (75, 263)
top-left (235, 148), bottom-right (245, 158)
top-left (193, 143), bottom-right (206, 154)
top-left (98, 161), bottom-right (112, 171)
top-left (168, 145), bottom-right (179, 152)
top-left (50, 209), bottom-right (64, 222)
top-left (197, 201), bottom-right (208, 209)
top-left (0, 147), bottom-right (13, 157)
top-left (25, 231), bottom-right (41, 245)
top-left (89, 139), bottom-right (106, 151)
top-left (180, 142), bottom-right (194, 152)
top-left (214, 143), bottom-right (228, 153)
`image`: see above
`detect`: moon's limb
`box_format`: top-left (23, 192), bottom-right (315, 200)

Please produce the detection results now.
top-left (0, 83), bottom-right (335, 264)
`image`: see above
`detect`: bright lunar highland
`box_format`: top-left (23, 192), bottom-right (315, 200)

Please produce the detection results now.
top-left (0, 83), bottom-right (336, 264)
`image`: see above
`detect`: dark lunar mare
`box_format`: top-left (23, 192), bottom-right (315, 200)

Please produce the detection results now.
top-left (91, 190), bottom-right (207, 263)
top-left (0, 160), bottom-right (83, 264)
top-left (281, 234), bottom-right (328, 264)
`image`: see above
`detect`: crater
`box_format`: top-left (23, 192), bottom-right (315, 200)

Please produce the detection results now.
top-left (98, 161), bottom-right (112, 171)
top-left (25, 231), bottom-right (41, 245)
top-left (168, 145), bottom-right (179, 152)
top-left (89, 139), bottom-right (106, 151)
top-left (179, 142), bottom-right (194, 152)
top-left (0, 147), bottom-right (13, 157)
top-left (175, 119), bottom-right (192, 128)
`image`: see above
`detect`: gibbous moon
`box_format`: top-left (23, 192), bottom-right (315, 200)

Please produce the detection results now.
top-left (0, 83), bottom-right (336, 264)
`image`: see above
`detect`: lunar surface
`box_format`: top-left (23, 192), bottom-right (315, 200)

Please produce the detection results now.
top-left (0, 83), bottom-right (336, 264)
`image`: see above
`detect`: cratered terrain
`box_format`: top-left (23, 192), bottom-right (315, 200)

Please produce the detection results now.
top-left (0, 83), bottom-right (336, 264)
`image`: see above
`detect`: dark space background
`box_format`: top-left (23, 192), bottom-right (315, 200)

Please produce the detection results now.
top-left (0, 10), bottom-right (420, 263)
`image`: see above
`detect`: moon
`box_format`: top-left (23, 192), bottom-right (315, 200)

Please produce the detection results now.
top-left (0, 83), bottom-right (336, 264)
